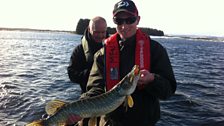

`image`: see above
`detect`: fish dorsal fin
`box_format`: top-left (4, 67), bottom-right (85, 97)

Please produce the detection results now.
top-left (45, 99), bottom-right (67, 115)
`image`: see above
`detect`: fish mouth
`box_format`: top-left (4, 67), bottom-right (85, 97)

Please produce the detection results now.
top-left (134, 65), bottom-right (140, 76)
top-left (129, 65), bottom-right (140, 81)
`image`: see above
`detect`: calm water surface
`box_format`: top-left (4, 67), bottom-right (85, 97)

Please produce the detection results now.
top-left (0, 31), bottom-right (223, 126)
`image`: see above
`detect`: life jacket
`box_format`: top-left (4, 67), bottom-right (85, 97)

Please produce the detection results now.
top-left (81, 35), bottom-right (94, 63)
top-left (82, 30), bottom-right (103, 64)
top-left (104, 29), bottom-right (151, 90)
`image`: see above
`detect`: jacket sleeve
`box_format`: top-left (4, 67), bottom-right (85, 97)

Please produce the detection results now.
top-left (67, 45), bottom-right (91, 92)
top-left (144, 40), bottom-right (177, 100)
top-left (80, 49), bottom-right (105, 98)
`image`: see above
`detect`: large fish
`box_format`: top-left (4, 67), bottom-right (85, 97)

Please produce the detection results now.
top-left (26, 65), bottom-right (140, 126)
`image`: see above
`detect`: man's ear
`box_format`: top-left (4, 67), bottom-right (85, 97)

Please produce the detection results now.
top-left (137, 16), bottom-right (140, 25)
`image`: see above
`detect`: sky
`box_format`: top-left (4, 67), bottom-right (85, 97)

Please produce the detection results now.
top-left (0, 0), bottom-right (223, 36)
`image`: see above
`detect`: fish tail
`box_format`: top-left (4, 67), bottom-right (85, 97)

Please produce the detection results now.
top-left (26, 120), bottom-right (44, 126)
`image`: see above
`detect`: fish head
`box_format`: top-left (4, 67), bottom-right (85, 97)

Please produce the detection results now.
top-left (118, 65), bottom-right (140, 95)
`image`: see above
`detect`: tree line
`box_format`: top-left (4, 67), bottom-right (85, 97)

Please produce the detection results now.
top-left (76, 18), bottom-right (164, 36)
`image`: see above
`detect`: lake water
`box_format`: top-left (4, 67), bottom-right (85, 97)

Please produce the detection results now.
top-left (0, 30), bottom-right (224, 126)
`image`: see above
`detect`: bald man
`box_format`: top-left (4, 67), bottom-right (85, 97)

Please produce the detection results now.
top-left (68, 16), bottom-right (108, 93)
top-left (67, 16), bottom-right (108, 126)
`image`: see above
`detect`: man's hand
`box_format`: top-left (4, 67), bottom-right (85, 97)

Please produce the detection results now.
top-left (137, 69), bottom-right (155, 89)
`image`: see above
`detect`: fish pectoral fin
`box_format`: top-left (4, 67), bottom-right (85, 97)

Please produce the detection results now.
top-left (88, 117), bottom-right (97, 126)
top-left (127, 95), bottom-right (134, 108)
top-left (45, 99), bottom-right (67, 115)
top-left (123, 95), bottom-right (134, 112)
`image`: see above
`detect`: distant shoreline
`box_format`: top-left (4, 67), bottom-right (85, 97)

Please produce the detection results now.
top-left (0, 27), bottom-right (75, 34)
top-left (1, 27), bottom-right (223, 42)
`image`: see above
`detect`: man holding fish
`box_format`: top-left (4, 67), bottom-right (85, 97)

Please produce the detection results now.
top-left (81, 0), bottom-right (177, 126)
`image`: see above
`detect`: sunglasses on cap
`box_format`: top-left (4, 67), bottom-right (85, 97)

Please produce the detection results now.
top-left (113, 16), bottom-right (137, 25)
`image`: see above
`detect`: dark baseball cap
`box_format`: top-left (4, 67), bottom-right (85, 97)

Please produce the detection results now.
top-left (113, 0), bottom-right (138, 16)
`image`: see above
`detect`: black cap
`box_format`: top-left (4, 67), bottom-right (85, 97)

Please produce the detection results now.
top-left (113, 0), bottom-right (138, 16)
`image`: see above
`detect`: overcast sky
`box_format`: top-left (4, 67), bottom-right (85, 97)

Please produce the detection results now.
top-left (0, 0), bottom-right (223, 36)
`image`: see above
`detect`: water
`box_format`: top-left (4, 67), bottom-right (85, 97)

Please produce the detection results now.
top-left (0, 31), bottom-right (224, 126)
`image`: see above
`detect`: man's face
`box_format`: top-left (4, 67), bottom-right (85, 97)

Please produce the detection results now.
top-left (113, 12), bottom-right (140, 40)
top-left (89, 21), bottom-right (107, 43)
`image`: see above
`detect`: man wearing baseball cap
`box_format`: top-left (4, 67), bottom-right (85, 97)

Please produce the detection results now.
top-left (83, 0), bottom-right (177, 126)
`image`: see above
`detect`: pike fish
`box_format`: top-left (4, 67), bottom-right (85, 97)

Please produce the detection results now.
top-left (26, 65), bottom-right (140, 126)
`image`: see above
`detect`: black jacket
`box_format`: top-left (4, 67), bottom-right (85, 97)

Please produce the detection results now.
top-left (82, 33), bottom-right (177, 126)
top-left (67, 29), bottom-right (104, 93)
